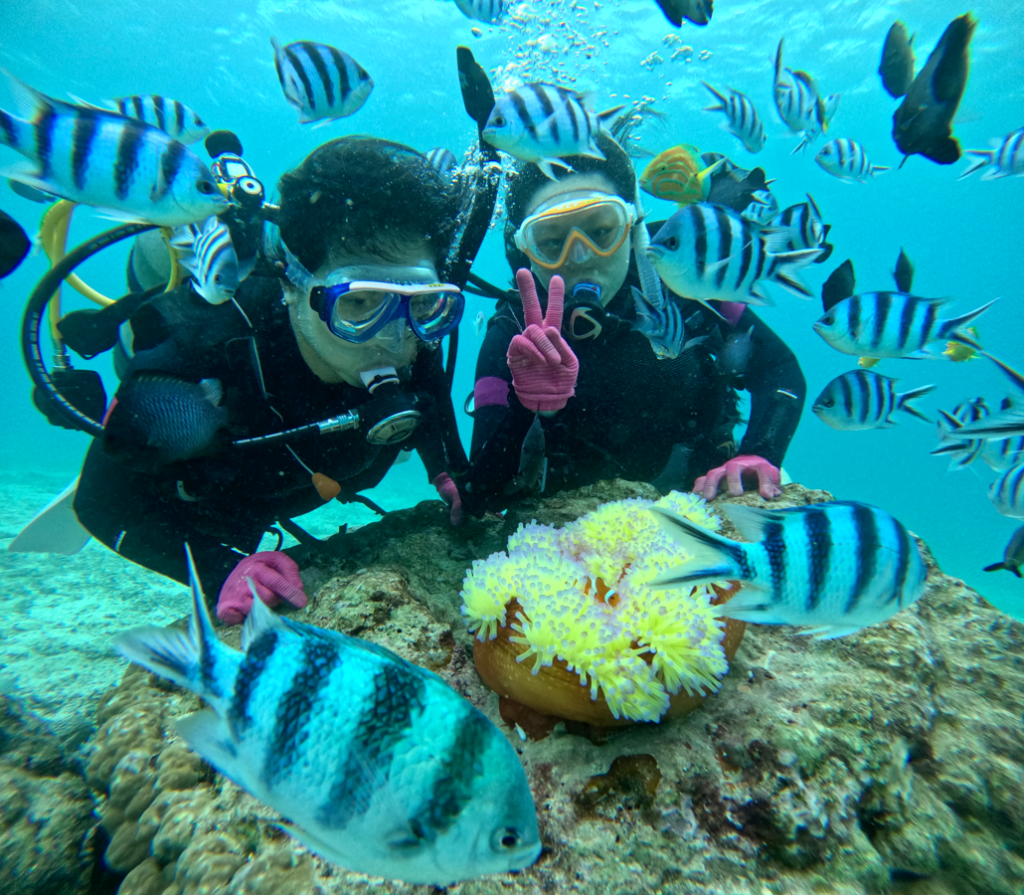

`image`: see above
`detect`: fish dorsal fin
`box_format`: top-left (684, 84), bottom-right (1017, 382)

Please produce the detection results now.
top-left (790, 69), bottom-right (818, 90)
top-left (822, 259), bottom-right (855, 312)
top-left (894, 248), bottom-right (914, 292)
top-left (719, 504), bottom-right (786, 542)
top-left (184, 543), bottom-right (220, 669)
top-left (805, 193), bottom-right (823, 222)
top-left (937, 408), bottom-right (964, 432)
top-left (241, 579), bottom-right (288, 651)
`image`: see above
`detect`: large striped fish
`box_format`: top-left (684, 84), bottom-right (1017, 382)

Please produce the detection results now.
top-left (651, 501), bottom-right (928, 640)
top-left (170, 216), bottom-right (255, 305)
top-left (481, 84), bottom-right (621, 180)
top-left (647, 203), bottom-right (821, 310)
top-left (74, 94), bottom-right (209, 145)
top-left (990, 465), bottom-right (1024, 519)
top-left (702, 83), bottom-right (766, 154)
top-left (815, 138), bottom-right (890, 182)
top-left (812, 369), bottom-right (934, 430)
top-left (0, 75), bottom-right (227, 227)
top-left (959, 127), bottom-right (1024, 180)
top-left (773, 38), bottom-right (827, 152)
top-left (814, 292), bottom-right (996, 359)
top-left (453, 0), bottom-right (504, 24)
top-left (114, 549), bottom-right (541, 886)
top-left (271, 38), bottom-right (373, 124)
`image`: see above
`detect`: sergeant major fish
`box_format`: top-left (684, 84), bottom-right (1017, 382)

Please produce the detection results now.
top-left (813, 292), bottom-right (995, 359)
top-left (453, 0), bottom-right (504, 23)
top-left (0, 74), bottom-right (227, 227)
top-left (114, 549), bottom-right (541, 885)
top-left (773, 39), bottom-right (827, 152)
top-left (740, 190), bottom-right (778, 225)
top-left (990, 464), bottom-right (1024, 520)
top-left (879, 21), bottom-right (916, 99)
top-left (815, 138), bottom-right (890, 182)
top-left (984, 526), bottom-right (1024, 578)
top-left (75, 94), bottom-right (210, 144)
top-left (702, 83), bottom-right (766, 154)
top-left (959, 127), bottom-right (1024, 180)
top-left (482, 84), bottom-right (623, 180)
top-left (651, 501), bottom-right (928, 640)
top-left (647, 202), bottom-right (821, 310)
top-left (631, 288), bottom-right (705, 360)
top-left (930, 398), bottom-right (989, 472)
top-left (271, 37), bottom-right (374, 124)
top-left (170, 216), bottom-right (256, 306)
top-left (768, 195), bottom-right (833, 263)
top-left (425, 147), bottom-right (458, 180)
top-left (812, 370), bottom-right (935, 430)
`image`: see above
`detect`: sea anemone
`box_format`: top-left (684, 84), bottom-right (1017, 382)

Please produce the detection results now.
top-left (460, 492), bottom-right (745, 725)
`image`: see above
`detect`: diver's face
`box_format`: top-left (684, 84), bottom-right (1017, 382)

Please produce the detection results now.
top-left (524, 173), bottom-right (632, 305)
top-left (286, 244), bottom-right (431, 387)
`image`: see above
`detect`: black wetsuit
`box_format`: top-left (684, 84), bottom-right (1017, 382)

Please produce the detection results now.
top-left (74, 274), bottom-right (454, 595)
top-left (462, 269), bottom-right (805, 516)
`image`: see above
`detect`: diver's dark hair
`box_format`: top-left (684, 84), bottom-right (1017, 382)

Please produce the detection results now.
top-left (503, 132), bottom-right (636, 273)
top-left (277, 137), bottom-right (458, 273)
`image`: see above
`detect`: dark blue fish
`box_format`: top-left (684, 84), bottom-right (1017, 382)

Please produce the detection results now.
top-left (984, 526), bottom-right (1024, 577)
top-left (0, 209), bottom-right (30, 279)
top-left (717, 325), bottom-right (755, 378)
top-left (879, 22), bottom-right (916, 99)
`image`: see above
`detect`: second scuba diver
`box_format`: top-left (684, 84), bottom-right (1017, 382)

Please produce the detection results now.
top-left (461, 133), bottom-right (806, 516)
top-left (72, 132), bottom-right (497, 624)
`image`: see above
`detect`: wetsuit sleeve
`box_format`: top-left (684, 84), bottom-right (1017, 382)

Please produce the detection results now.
top-left (733, 308), bottom-right (805, 467)
top-left (463, 316), bottom-right (534, 514)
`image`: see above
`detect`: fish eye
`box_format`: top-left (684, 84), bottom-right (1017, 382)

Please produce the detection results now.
top-left (493, 116), bottom-right (506, 127)
top-left (822, 397), bottom-right (834, 407)
top-left (197, 180), bottom-right (216, 195)
top-left (491, 827), bottom-right (522, 851)
top-left (665, 236), bottom-right (679, 250)
top-left (214, 275), bottom-right (223, 284)
top-left (821, 315), bottom-right (834, 326)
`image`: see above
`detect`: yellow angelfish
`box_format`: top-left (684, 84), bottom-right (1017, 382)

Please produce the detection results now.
top-left (943, 327), bottom-right (980, 362)
top-left (639, 144), bottom-right (725, 206)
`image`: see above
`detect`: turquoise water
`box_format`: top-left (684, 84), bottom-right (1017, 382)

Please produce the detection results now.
top-left (0, 1), bottom-right (1021, 613)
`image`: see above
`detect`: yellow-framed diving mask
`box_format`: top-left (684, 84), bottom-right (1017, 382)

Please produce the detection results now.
top-left (514, 191), bottom-right (636, 270)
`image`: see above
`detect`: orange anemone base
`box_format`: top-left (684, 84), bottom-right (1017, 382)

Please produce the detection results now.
top-left (473, 583), bottom-right (746, 727)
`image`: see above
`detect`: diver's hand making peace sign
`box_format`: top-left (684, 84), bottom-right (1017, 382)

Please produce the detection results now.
top-left (506, 269), bottom-right (580, 412)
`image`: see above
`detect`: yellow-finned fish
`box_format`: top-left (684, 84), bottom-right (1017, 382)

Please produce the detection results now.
top-left (943, 327), bottom-right (979, 361)
top-left (639, 145), bottom-right (724, 206)
top-left (858, 357), bottom-right (880, 369)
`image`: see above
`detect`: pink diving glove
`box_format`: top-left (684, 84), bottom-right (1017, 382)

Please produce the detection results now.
top-left (506, 270), bottom-right (579, 412)
top-left (695, 455), bottom-right (783, 501)
top-left (216, 551), bottom-right (307, 625)
top-left (432, 472), bottom-right (464, 526)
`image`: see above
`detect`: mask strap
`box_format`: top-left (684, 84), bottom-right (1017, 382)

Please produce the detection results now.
top-left (283, 244), bottom-right (320, 294)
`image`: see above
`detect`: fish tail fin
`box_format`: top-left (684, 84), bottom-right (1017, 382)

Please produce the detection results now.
top-left (981, 351), bottom-right (1024, 393)
top-left (896, 384), bottom-right (937, 423)
top-left (648, 507), bottom-right (745, 588)
top-left (701, 81), bottom-right (726, 109)
top-left (983, 561), bottom-right (1022, 577)
top-left (959, 149), bottom-right (994, 180)
top-left (871, 165), bottom-right (892, 176)
top-left (768, 248), bottom-right (822, 297)
top-left (941, 301), bottom-right (998, 345)
top-left (113, 544), bottom-right (227, 703)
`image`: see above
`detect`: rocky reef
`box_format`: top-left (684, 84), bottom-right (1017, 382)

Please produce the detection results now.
top-left (9, 481), bottom-right (1024, 894)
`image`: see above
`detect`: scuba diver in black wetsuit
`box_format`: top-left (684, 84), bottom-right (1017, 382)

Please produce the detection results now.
top-left (36, 51), bottom-right (503, 624)
top-left (460, 133), bottom-right (806, 518)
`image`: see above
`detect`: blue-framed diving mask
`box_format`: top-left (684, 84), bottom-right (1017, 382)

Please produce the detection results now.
top-left (305, 265), bottom-right (464, 344)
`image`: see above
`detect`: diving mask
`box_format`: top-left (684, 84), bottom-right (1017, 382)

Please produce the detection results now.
top-left (514, 192), bottom-right (636, 270)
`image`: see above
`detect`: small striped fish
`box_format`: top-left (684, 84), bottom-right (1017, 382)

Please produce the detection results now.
top-left (453, 0), bottom-right (504, 24)
top-left (651, 501), bottom-right (928, 640)
top-left (647, 202), bottom-right (821, 310)
top-left (630, 287), bottom-right (704, 360)
top-left (105, 95), bottom-right (209, 144)
top-left (773, 39), bottom-right (826, 147)
top-left (170, 216), bottom-right (255, 305)
top-left (740, 189), bottom-right (778, 225)
top-left (639, 144), bottom-right (724, 206)
top-left (768, 196), bottom-right (825, 251)
top-left (983, 433), bottom-right (1024, 472)
top-left (0, 74), bottom-right (227, 227)
top-left (815, 138), bottom-right (890, 182)
top-left (813, 292), bottom-right (996, 359)
top-left (959, 128), bottom-right (1024, 180)
top-left (271, 37), bottom-right (373, 124)
top-left (482, 84), bottom-right (620, 180)
top-left (812, 369), bottom-right (935, 430)
top-left (930, 398), bottom-right (989, 471)
top-left (115, 550), bottom-right (541, 886)
top-left (990, 464), bottom-right (1024, 519)
top-left (984, 526), bottom-right (1024, 577)
top-left (702, 83), bottom-right (766, 154)
top-left (425, 147), bottom-right (458, 179)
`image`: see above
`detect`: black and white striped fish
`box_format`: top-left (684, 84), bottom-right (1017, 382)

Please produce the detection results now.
top-left (481, 84), bottom-right (621, 180)
top-left (702, 83), bottom-right (766, 154)
top-left (768, 195), bottom-right (833, 263)
top-left (114, 549), bottom-right (541, 886)
top-left (990, 464), bottom-right (1024, 519)
top-left (93, 95), bottom-right (209, 144)
top-left (815, 138), bottom-right (890, 182)
top-left (930, 398), bottom-right (989, 471)
top-left (647, 203), bottom-right (821, 310)
top-left (773, 39), bottom-right (826, 151)
top-left (740, 189), bottom-right (778, 225)
top-left (630, 288), bottom-right (705, 360)
top-left (812, 370), bottom-right (934, 430)
top-left (651, 500), bottom-right (928, 640)
top-left (170, 216), bottom-right (255, 305)
top-left (453, 0), bottom-right (504, 24)
top-left (959, 128), bottom-right (1024, 180)
top-left (425, 147), bottom-right (458, 179)
top-left (813, 292), bottom-right (996, 359)
top-left (983, 432), bottom-right (1024, 472)
top-left (271, 37), bottom-right (373, 124)
top-left (0, 74), bottom-right (227, 226)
